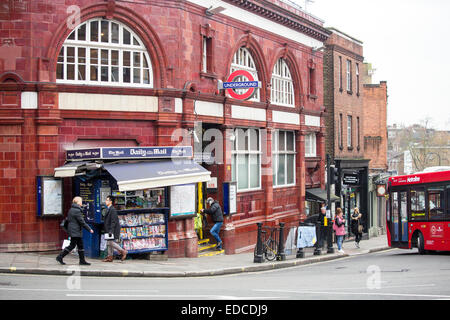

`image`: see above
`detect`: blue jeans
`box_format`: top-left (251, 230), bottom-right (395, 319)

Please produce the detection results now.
top-left (336, 235), bottom-right (344, 250)
top-left (210, 222), bottom-right (223, 246)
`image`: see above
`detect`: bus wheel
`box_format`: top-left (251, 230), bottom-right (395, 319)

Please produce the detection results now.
top-left (417, 232), bottom-right (427, 255)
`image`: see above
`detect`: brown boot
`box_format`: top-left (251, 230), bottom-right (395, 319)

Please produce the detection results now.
top-left (121, 250), bottom-right (127, 261)
top-left (102, 256), bottom-right (113, 262)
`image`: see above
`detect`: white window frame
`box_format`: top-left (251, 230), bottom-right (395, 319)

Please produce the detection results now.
top-left (271, 58), bottom-right (294, 107)
top-left (356, 63), bottom-right (360, 95)
top-left (230, 47), bottom-right (260, 102)
top-left (56, 18), bottom-right (153, 88)
top-left (202, 36), bottom-right (209, 73)
top-left (305, 133), bottom-right (317, 157)
top-left (347, 115), bottom-right (353, 148)
top-left (272, 130), bottom-right (296, 188)
top-left (346, 59), bottom-right (352, 92)
top-left (231, 128), bottom-right (262, 192)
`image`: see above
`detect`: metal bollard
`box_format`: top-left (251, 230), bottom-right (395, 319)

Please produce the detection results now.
top-left (327, 223), bottom-right (335, 253)
top-left (277, 223), bottom-right (286, 261)
top-left (254, 222), bottom-right (264, 263)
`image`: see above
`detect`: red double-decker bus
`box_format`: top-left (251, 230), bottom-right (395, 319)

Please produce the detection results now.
top-left (387, 170), bottom-right (450, 254)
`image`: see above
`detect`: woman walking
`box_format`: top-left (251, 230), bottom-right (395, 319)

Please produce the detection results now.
top-left (333, 208), bottom-right (346, 254)
top-left (351, 207), bottom-right (363, 248)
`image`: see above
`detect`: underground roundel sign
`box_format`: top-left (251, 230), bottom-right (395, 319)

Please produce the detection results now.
top-left (223, 70), bottom-right (261, 100)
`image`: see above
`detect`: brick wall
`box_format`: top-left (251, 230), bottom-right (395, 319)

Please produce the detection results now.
top-left (363, 82), bottom-right (388, 171)
top-left (0, 0), bottom-right (328, 255)
top-left (324, 29), bottom-right (364, 161)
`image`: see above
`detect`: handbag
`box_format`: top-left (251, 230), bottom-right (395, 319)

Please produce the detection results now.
top-left (60, 218), bottom-right (69, 232)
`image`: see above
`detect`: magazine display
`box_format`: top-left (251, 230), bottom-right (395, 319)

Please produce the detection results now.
top-left (118, 212), bottom-right (168, 253)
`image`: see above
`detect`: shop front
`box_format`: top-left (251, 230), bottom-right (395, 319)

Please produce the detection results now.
top-left (53, 146), bottom-right (211, 258)
top-left (334, 159), bottom-right (369, 235)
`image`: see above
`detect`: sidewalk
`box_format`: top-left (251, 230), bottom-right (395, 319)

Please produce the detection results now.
top-left (0, 236), bottom-right (390, 278)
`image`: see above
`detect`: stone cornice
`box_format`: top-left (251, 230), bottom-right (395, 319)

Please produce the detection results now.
top-left (222, 0), bottom-right (331, 42)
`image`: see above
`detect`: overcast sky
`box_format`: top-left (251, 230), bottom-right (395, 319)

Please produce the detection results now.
top-left (296, 0), bottom-right (450, 130)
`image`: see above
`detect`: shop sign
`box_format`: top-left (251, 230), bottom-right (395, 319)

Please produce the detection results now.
top-left (343, 173), bottom-right (360, 186)
top-left (66, 148), bottom-right (101, 160)
top-left (66, 146), bottom-right (193, 161)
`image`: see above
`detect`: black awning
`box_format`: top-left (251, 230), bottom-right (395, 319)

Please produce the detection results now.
top-left (103, 159), bottom-right (211, 191)
top-left (306, 188), bottom-right (340, 203)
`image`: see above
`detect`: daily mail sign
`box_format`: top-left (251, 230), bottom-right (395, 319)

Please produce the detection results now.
top-left (66, 146), bottom-right (193, 161)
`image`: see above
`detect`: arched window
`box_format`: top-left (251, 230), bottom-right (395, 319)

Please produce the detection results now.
top-left (56, 18), bottom-right (153, 87)
top-left (271, 58), bottom-right (294, 107)
top-left (230, 47), bottom-right (260, 101)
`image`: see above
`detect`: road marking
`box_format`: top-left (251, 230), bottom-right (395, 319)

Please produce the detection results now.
top-left (0, 287), bottom-right (159, 293)
top-left (253, 286), bottom-right (450, 299)
top-left (66, 294), bottom-right (280, 299)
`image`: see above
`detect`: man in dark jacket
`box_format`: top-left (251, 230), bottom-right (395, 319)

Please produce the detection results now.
top-left (56, 196), bottom-right (93, 265)
top-left (103, 195), bottom-right (127, 262)
top-left (201, 197), bottom-right (224, 250)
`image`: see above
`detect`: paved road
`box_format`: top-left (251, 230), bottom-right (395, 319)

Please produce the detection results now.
top-left (1, 249), bottom-right (450, 300)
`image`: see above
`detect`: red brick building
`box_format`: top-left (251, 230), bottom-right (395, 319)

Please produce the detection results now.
top-left (363, 79), bottom-right (388, 173)
top-left (0, 0), bottom-right (330, 256)
top-left (323, 27), bottom-right (369, 231)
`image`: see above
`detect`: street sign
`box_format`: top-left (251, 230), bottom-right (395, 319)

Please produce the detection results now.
top-left (221, 69), bottom-right (261, 100)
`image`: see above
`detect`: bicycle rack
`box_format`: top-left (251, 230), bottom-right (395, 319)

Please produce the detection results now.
top-left (253, 222), bottom-right (286, 263)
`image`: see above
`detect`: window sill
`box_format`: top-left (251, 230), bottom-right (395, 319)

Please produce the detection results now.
top-left (273, 184), bottom-right (297, 189)
top-left (307, 94), bottom-right (318, 101)
top-left (200, 71), bottom-right (218, 80)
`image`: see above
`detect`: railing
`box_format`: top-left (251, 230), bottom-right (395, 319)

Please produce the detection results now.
top-left (254, 220), bottom-right (335, 263)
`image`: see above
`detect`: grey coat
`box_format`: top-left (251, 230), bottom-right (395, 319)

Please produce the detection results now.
top-left (104, 206), bottom-right (121, 240)
top-left (67, 203), bottom-right (92, 238)
top-left (203, 201), bottom-right (223, 223)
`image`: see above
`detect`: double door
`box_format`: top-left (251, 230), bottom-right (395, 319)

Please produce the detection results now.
top-left (389, 190), bottom-right (409, 246)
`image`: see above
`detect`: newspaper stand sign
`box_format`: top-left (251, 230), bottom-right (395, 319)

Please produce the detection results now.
top-left (219, 70), bottom-right (261, 100)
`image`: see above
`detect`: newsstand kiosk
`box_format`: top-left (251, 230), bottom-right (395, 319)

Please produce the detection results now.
top-left (54, 146), bottom-right (211, 258)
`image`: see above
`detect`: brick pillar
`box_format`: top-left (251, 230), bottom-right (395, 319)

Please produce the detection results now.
top-left (297, 129), bottom-right (306, 221)
top-left (221, 124), bottom-right (235, 255)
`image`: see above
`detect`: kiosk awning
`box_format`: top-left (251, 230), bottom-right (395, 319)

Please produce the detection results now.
top-left (54, 161), bottom-right (101, 177)
top-left (306, 188), bottom-right (340, 203)
top-left (103, 160), bottom-right (211, 191)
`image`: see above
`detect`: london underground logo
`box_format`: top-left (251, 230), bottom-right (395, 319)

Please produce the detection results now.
top-left (220, 70), bottom-right (261, 100)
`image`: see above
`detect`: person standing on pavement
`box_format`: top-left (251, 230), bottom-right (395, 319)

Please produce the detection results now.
top-left (317, 204), bottom-right (327, 249)
top-left (333, 207), bottom-right (346, 254)
top-left (103, 195), bottom-right (127, 262)
top-left (56, 196), bottom-right (94, 265)
top-left (201, 197), bottom-right (224, 250)
top-left (351, 207), bottom-right (363, 248)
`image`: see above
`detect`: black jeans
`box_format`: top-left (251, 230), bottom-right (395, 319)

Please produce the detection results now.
top-left (355, 232), bottom-right (362, 244)
top-left (64, 237), bottom-right (84, 252)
